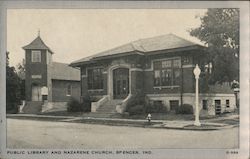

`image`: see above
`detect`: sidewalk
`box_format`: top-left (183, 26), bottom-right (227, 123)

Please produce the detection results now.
top-left (7, 113), bottom-right (238, 131)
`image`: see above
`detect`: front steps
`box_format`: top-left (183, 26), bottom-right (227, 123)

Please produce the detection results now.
top-left (96, 100), bottom-right (123, 113)
top-left (42, 102), bottom-right (67, 113)
top-left (22, 101), bottom-right (43, 114)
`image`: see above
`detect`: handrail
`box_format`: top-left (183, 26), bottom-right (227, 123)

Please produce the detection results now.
top-left (116, 94), bottom-right (133, 113)
top-left (91, 95), bottom-right (109, 112)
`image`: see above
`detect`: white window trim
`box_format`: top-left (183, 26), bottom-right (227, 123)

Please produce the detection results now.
top-left (31, 50), bottom-right (41, 63)
top-left (86, 67), bottom-right (104, 90)
top-left (152, 57), bottom-right (181, 88)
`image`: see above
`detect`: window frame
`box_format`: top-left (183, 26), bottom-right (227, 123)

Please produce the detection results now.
top-left (87, 67), bottom-right (104, 90)
top-left (202, 100), bottom-right (208, 110)
top-left (31, 50), bottom-right (42, 63)
top-left (153, 57), bottom-right (181, 88)
top-left (66, 84), bottom-right (72, 96)
top-left (226, 99), bottom-right (230, 108)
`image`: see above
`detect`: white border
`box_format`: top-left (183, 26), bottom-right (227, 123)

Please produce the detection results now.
top-left (0, 1), bottom-right (249, 159)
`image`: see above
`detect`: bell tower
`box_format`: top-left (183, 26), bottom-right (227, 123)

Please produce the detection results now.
top-left (23, 32), bottom-right (53, 102)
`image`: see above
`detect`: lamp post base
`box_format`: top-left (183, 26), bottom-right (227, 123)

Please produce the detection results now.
top-left (194, 120), bottom-right (201, 126)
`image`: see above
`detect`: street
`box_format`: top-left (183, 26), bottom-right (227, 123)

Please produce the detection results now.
top-left (7, 118), bottom-right (239, 149)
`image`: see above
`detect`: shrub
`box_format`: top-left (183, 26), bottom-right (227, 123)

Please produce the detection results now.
top-left (67, 98), bottom-right (82, 112)
top-left (67, 94), bottom-right (92, 112)
top-left (81, 94), bottom-right (91, 112)
top-left (145, 100), bottom-right (167, 113)
top-left (126, 92), bottom-right (146, 115)
top-left (175, 104), bottom-right (193, 114)
top-left (127, 105), bottom-right (145, 115)
top-left (6, 102), bottom-right (19, 114)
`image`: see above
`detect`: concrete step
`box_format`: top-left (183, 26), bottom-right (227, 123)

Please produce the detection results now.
top-left (22, 101), bottom-right (43, 114)
top-left (96, 100), bottom-right (123, 113)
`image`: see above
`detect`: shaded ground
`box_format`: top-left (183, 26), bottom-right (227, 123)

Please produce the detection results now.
top-left (40, 111), bottom-right (238, 121)
top-left (7, 118), bottom-right (239, 149)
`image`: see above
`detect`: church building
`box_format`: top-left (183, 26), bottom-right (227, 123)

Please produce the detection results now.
top-left (22, 34), bottom-right (80, 113)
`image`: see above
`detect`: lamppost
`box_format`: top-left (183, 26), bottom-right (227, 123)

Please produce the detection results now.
top-left (193, 64), bottom-right (201, 126)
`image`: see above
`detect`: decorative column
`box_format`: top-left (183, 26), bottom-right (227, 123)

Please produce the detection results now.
top-left (193, 64), bottom-right (201, 126)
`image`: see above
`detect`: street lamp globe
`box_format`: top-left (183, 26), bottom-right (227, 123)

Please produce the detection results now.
top-left (193, 64), bottom-right (201, 79)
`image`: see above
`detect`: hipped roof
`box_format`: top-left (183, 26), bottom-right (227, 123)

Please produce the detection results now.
top-left (71, 33), bottom-right (204, 66)
top-left (22, 36), bottom-right (54, 53)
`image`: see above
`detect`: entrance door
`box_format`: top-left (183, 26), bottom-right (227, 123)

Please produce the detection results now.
top-left (113, 68), bottom-right (129, 99)
top-left (32, 85), bottom-right (42, 101)
top-left (215, 100), bottom-right (221, 115)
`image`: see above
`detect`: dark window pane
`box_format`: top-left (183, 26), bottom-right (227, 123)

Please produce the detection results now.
top-left (173, 69), bottom-right (181, 85)
top-left (226, 100), bottom-right (230, 107)
top-left (87, 68), bottom-right (103, 90)
top-left (161, 69), bottom-right (172, 86)
top-left (154, 70), bottom-right (161, 86)
top-left (153, 61), bottom-right (161, 70)
top-left (202, 100), bottom-right (208, 110)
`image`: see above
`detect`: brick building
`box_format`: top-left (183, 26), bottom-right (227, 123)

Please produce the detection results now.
top-left (22, 35), bottom-right (80, 113)
top-left (71, 34), bottom-right (236, 116)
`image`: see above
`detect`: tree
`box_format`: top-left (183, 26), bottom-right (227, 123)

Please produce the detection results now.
top-left (16, 59), bottom-right (26, 100)
top-left (6, 52), bottom-right (22, 113)
top-left (190, 8), bottom-right (239, 84)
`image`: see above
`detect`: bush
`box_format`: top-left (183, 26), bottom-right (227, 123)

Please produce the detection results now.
top-left (127, 105), bottom-right (145, 115)
top-left (6, 103), bottom-right (19, 114)
top-left (126, 92), bottom-right (146, 115)
top-left (81, 94), bottom-right (91, 112)
top-left (67, 94), bottom-right (92, 112)
top-left (175, 104), bottom-right (193, 114)
top-left (67, 98), bottom-right (83, 112)
top-left (145, 100), bottom-right (167, 113)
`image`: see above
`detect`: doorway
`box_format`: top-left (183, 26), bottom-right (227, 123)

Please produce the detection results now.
top-left (32, 85), bottom-right (42, 101)
top-left (113, 68), bottom-right (129, 99)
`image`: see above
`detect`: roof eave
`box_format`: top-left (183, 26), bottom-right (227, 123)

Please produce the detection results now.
top-left (92, 51), bottom-right (144, 61)
top-left (70, 60), bottom-right (95, 67)
top-left (145, 45), bottom-right (206, 56)
top-left (22, 47), bottom-right (54, 54)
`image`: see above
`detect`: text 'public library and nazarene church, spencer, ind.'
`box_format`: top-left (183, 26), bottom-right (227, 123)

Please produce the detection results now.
top-left (22, 33), bottom-right (237, 116)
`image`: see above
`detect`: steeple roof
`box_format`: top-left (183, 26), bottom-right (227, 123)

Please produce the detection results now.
top-left (22, 35), bottom-right (53, 53)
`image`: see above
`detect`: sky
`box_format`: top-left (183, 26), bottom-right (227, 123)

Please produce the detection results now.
top-left (7, 9), bottom-right (207, 67)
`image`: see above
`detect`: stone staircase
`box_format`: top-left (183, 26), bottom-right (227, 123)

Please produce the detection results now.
top-left (42, 102), bottom-right (67, 113)
top-left (22, 101), bottom-right (43, 114)
top-left (96, 100), bottom-right (123, 113)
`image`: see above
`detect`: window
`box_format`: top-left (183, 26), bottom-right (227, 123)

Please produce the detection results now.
top-left (170, 100), bottom-right (179, 111)
top-left (182, 56), bottom-right (190, 64)
top-left (226, 100), bottom-right (230, 108)
top-left (66, 84), bottom-right (72, 96)
top-left (87, 68), bottom-right (103, 90)
top-left (31, 50), bottom-right (41, 62)
top-left (153, 58), bottom-right (181, 87)
top-left (202, 100), bottom-right (208, 110)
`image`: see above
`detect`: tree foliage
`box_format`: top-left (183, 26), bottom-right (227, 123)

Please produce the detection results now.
top-left (16, 59), bottom-right (26, 100)
top-left (6, 52), bottom-right (23, 113)
top-left (190, 8), bottom-right (239, 84)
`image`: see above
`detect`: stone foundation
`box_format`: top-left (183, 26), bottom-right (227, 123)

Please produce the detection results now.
top-left (146, 93), bottom-right (236, 116)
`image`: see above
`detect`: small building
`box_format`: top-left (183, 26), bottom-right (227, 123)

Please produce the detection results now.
top-left (22, 35), bottom-right (81, 113)
top-left (70, 34), bottom-right (236, 116)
